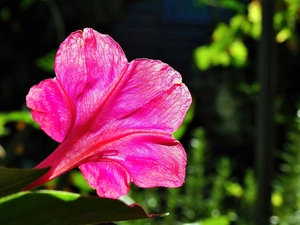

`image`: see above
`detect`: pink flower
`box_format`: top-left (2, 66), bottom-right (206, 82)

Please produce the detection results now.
top-left (25, 28), bottom-right (192, 199)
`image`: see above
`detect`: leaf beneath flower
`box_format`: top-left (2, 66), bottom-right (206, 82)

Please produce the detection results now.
top-left (0, 167), bottom-right (49, 198)
top-left (0, 190), bottom-right (164, 225)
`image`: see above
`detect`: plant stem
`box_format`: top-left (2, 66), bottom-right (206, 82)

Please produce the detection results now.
top-left (255, 0), bottom-right (276, 224)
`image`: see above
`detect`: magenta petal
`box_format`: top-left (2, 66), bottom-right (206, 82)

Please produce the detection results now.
top-left (124, 140), bottom-right (186, 188)
top-left (109, 133), bottom-right (186, 188)
top-left (90, 59), bottom-right (191, 133)
top-left (80, 161), bottom-right (131, 199)
top-left (115, 80), bottom-right (190, 132)
top-left (79, 133), bottom-right (186, 198)
top-left (26, 78), bottom-right (72, 142)
top-left (54, 28), bottom-right (128, 127)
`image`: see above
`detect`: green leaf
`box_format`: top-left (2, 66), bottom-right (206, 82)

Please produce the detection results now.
top-left (248, 1), bottom-right (261, 23)
top-left (19, 0), bottom-right (34, 11)
top-left (36, 50), bottom-right (56, 73)
top-left (220, 0), bottom-right (246, 12)
top-left (70, 170), bottom-right (93, 193)
top-left (212, 23), bottom-right (230, 41)
top-left (194, 46), bottom-right (211, 70)
top-left (0, 111), bottom-right (39, 137)
top-left (0, 7), bottom-right (11, 22)
top-left (0, 190), bottom-right (162, 225)
top-left (196, 0), bottom-right (246, 12)
top-left (0, 167), bottom-right (49, 198)
top-left (230, 14), bottom-right (246, 31)
top-left (225, 182), bottom-right (243, 197)
top-left (271, 192), bottom-right (283, 207)
top-left (247, 1), bottom-right (261, 39)
top-left (202, 216), bottom-right (230, 225)
top-left (229, 39), bottom-right (248, 67)
top-left (276, 28), bottom-right (292, 43)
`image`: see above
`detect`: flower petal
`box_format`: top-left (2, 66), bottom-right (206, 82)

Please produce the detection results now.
top-left (90, 59), bottom-right (192, 134)
top-left (79, 133), bottom-right (185, 198)
top-left (114, 133), bottom-right (186, 188)
top-left (80, 161), bottom-right (131, 199)
top-left (54, 28), bottom-right (128, 127)
top-left (79, 132), bottom-right (186, 193)
top-left (26, 78), bottom-right (72, 142)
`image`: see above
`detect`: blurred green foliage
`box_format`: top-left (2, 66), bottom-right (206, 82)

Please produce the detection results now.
top-left (196, 0), bottom-right (246, 13)
top-left (0, 7), bottom-right (11, 22)
top-left (19, 0), bottom-right (35, 11)
top-left (36, 50), bottom-right (56, 73)
top-left (0, 111), bottom-right (38, 137)
top-left (70, 170), bottom-right (93, 194)
top-left (272, 104), bottom-right (300, 225)
top-left (194, 0), bottom-right (300, 71)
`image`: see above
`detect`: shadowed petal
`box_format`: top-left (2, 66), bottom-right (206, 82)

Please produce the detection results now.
top-left (122, 135), bottom-right (186, 188)
top-left (79, 132), bottom-right (186, 198)
top-left (80, 161), bottom-right (131, 199)
top-left (114, 133), bottom-right (186, 188)
top-left (26, 78), bottom-right (72, 142)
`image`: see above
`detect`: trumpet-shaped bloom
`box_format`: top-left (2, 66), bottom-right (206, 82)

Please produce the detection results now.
top-left (25, 28), bottom-right (192, 199)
